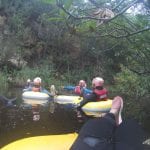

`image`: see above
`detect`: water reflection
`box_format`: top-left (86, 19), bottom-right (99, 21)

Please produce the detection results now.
top-left (32, 105), bottom-right (40, 121)
top-left (0, 89), bottom-right (81, 148)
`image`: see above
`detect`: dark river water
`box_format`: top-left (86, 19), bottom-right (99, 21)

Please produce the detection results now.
top-left (0, 88), bottom-right (150, 149)
top-left (0, 88), bottom-right (82, 148)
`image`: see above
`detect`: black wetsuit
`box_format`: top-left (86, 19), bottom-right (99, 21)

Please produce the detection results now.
top-left (70, 113), bottom-right (148, 150)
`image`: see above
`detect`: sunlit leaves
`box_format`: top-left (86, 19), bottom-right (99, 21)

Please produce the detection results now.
top-left (76, 20), bottom-right (96, 33)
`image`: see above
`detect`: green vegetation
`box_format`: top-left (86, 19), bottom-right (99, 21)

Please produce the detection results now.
top-left (0, 0), bottom-right (149, 125)
top-left (110, 66), bottom-right (150, 123)
top-left (0, 72), bottom-right (9, 95)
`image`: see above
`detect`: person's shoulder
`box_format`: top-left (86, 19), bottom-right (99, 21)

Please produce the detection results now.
top-left (23, 87), bottom-right (32, 92)
top-left (84, 92), bottom-right (96, 99)
top-left (83, 88), bottom-right (92, 93)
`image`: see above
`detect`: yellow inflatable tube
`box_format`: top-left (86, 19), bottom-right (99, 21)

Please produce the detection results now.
top-left (82, 99), bottom-right (112, 117)
top-left (54, 95), bottom-right (112, 117)
top-left (54, 95), bottom-right (82, 104)
top-left (1, 133), bottom-right (78, 150)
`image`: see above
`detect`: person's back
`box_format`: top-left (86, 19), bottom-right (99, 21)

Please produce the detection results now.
top-left (92, 86), bottom-right (108, 101)
top-left (77, 77), bottom-right (108, 107)
top-left (76, 77), bottom-right (108, 118)
top-left (92, 77), bottom-right (108, 101)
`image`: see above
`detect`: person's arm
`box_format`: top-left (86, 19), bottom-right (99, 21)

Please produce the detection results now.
top-left (63, 86), bottom-right (75, 91)
top-left (83, 88), bottom-right (92, 95)
top-left (23, 87), bottom-right (32, 92)
top-left (79, 93), bottom-right (97, 108)
top-left (41, 88), bottom-right (52, 96)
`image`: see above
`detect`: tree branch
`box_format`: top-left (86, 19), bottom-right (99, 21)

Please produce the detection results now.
top-left (128, 68), bottom-right (150, 75)
top-left (112, 0), bottom-right (125, 11)
top-left (110, 27), bottom-right (150, 38)
top-left (91, 43), bottom-right (119, 56)
top-left (88, 0), bottom-right (100, 8)
top-left (57, 0), bottom-right (140, 23)
top-left (57, 3), bottom-right (107, 21)
top-left (122, 14), bottom-right (139, 30)
top-left (106, 0), bottom-right (139, 23)
top-left (76, 27), bottom-right (150, 39)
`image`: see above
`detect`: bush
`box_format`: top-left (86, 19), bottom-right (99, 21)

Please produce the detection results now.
top-left (110, 66), bottom-right (150, 123)
top-left (0, 72), bottom-right (9, 95)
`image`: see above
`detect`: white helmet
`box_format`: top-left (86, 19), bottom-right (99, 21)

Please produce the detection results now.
top-left (92, 77), bottom-right (104, 87)
top-left (33, 77), bottom-right (42, 85)
top-left (79, 80), bottom-right (86, 87)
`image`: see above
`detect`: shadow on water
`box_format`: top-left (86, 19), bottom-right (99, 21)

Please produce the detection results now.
top-left (0, 88), bottom-right (82, 148)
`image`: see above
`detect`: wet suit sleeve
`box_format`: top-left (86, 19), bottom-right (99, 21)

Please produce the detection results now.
top-left (63, 86), bottom-right (75, 91)
top-left (23, 87), bottom-right (32, 92)
top-left (83, 88), bottom-right (92, 95)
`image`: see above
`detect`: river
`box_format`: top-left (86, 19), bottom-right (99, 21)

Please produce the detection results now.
top-left (0, 88), bottom-right (82, 148)
top-left (0, 88), bottom-right (150, 149)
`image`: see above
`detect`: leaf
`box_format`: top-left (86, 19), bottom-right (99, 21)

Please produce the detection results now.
top-left (63, 0), bottom-right (73, 9)
top-left (47, 17), bottom-right (64, 21)
top-left (59, 9), bottom-right (66, 17)
top-left (40, 0), bottom-right (56, 4)
top-left (77, 21), bottom-right (96, 33)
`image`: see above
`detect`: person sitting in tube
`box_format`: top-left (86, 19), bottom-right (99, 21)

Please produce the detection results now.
top-left (63, 80), bottom-right (92, 97)
top-left (76, 77), bottom-right (108, 118)
top-left (23, 77), bottom-right (52, 96)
